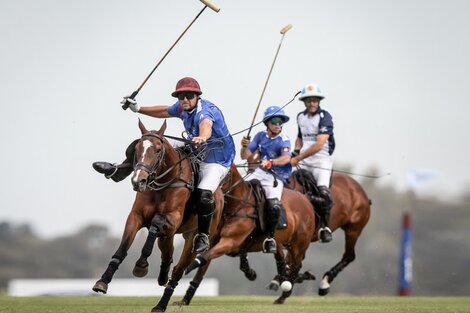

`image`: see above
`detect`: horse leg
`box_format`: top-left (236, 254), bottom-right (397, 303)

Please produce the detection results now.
top-left (266, 245), bottom-right (287, 291)
top-left (319, 226), bottom-right (359, 296)
top-left (133, 213), bottom-right (168, 278)
top-left (173, 260), bottom-right (212, 306)
top-left (93, 214), bottom-right (141, 294)
top-left (239, 252), bottom-right (257, 281)
top-left (152, 231), bottom-right (196, 312)
top-left (185, 234), bottom-right (249, 275)
top-left (154, 235), bottom-right (174, 286)
top-left (174, 209), bottom-right (223, 307)
top-left (274, 242), bottom-right (309, 304)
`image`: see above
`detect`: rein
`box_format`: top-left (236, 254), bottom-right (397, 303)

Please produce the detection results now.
top-left (221, 171), bottom-right (258, 220)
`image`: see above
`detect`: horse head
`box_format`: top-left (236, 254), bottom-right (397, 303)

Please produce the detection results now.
top-left (131, 119), bottom-right (168, 192)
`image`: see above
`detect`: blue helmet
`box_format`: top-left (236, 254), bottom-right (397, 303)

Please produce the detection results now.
top-left (262, 105), bottom-right (290, 124)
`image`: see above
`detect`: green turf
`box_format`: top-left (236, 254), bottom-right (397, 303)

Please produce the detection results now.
top-left (1, 296), bottom-right (469, 313)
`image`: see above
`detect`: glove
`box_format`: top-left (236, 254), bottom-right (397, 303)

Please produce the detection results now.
top-left (241, 136), bottom-right (251, 148)
top-left (121, 95), bottom-right (140, 112)
top-left (261, 159), bottom-right (273, 170)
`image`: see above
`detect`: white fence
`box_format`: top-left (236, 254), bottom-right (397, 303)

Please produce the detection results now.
top-left (8, 278), bottom-right (218, 297)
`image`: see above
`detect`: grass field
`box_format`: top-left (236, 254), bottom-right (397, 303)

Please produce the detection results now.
top-left (1, 296), bottom-right (469, 313)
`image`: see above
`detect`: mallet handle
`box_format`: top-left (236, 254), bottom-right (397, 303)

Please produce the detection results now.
top-left (200, 0), bottom-right (220, 12)
top-left (121, 90), bottom-right (139, 110)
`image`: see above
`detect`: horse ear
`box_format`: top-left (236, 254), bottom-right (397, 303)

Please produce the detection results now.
top-left (138, 118), bottom-right (148, 134)
top-left (158, 119), bottom-right (167, 135)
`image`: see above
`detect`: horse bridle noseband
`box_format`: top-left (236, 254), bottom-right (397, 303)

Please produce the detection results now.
top-left (134, 132), bottom-right (194, 191)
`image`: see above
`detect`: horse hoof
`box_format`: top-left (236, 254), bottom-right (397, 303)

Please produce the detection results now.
top-left (265, 280), bottom-right (279, 291)
top-left (151, 306), bottom-right (165, 312)
top-left (273, 297), bottom-right (285, 305)
top-left (172, 300), bottom-right (188, 306)
top-left (133, 264), bottom-right (149, 277)
top-left (318, 287), bottom-right (330, 296)
top-left (92, 281), bottom-right (108, 294)
top-left (245, 270), bottom-right (257, 281)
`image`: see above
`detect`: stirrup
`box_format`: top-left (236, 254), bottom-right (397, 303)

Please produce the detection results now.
top-left (318, 227), bottom-right (332, 243)
top-left (105, 164), bottom-right (119, 179)
top-left (192, 233), bottom-right (210, 254)
top-left (263, 238), bottom-right (277, 253)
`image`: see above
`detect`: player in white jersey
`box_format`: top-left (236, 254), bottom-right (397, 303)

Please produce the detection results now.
top-left (290, 83), bottom-right (335, 243)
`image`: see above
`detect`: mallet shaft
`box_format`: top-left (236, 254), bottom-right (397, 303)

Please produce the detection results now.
top-left (246, 24), bottom-right (293, 137)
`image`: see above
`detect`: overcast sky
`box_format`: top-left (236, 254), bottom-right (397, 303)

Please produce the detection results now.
top-left (1, 0), bottom-right (469, 238)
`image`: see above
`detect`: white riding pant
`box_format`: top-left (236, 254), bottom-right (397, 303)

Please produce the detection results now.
top-left (244, 167), bottom-right (284, 200)
top-left (298, 157), bottom-right (333, 187)
top-left (197, 162), bottom-right (230, 192)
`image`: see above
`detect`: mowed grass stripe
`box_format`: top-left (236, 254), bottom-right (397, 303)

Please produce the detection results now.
top-left (1, 296), bottom-right (469, 313)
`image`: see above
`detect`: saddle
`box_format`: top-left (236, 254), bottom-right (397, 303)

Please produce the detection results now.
top-left (247, 180), bottom-right (288, 232)
top-left (293, 169), bottom-right (321, 200)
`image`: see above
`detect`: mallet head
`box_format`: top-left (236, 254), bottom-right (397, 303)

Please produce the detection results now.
top-left (199, 0), bottom-right (220, 12)
top-left (280, 24), bottom-right (293, 34)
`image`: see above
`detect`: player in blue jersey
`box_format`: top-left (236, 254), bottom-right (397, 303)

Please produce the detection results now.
top-left (290, 83), bottom-right (335, 243)
top-left (240, 106), bottom-right (292, 253)
top-left (93, 77), bottom-right (235, 253)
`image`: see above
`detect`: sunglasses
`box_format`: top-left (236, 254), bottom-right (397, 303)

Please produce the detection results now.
top-left (177, 92), bottom-right (196, 101)
top-left (270, 118), bottom-right (283, 125)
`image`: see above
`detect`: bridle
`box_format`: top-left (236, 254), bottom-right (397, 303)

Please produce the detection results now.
top-left (134, 132), bottom-right (194, 191)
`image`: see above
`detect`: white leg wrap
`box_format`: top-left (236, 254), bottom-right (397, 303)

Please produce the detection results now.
top-left (320, 276), bottom-right (330, 290)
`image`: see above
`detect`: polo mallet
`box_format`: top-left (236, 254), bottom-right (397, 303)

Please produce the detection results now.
top-left (122, 0), bottom-right (220, 110)
top-left (245, 24), bottom-right (293, 138)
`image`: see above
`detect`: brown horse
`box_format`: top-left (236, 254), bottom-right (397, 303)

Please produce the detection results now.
top-left (184, 164), bottom-right (316, 304)
top-left (283, 169), bottom-right (372, 296)
top-left (91, 120), bottom-right (223, 312)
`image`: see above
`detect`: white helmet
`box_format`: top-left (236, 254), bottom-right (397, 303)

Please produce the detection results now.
top-left (298, 83), bottom-right (324, 101)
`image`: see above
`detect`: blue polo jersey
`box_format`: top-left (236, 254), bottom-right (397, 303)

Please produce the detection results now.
top-left (167, 99), bottom-right (235, 167)
top-left (247, 131), bottom-right (292, 183)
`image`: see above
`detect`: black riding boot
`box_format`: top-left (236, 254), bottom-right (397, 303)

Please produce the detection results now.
top-left (92, 139), bottom-right (138, 182)
top-left (263, 198), bottom-right (281, 253)
top-left (318, 186), bottom-right (333, 243)
top-left (193, 189), bottom-right (215, 254)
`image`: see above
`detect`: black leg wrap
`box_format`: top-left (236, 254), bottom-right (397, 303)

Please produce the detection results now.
top-left (275, 253), bottom-right (287, 279)
top-left (158, 259), bottom-right (173, 286)
top-left (142, 226), bottom-right (158, 258)
top-left (154, 285), bottom-right (175, 312)
top-left (101, 255), bottom-right (124, 283)
top-left (239, 254), bottom-right (257, 281)
top-left (185, 256), bottom-right (207, 275)
top-left (182, 281), bottom-right (200, 305)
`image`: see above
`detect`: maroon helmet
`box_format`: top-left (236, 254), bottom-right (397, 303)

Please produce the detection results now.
top-left (171, 77), bottom-right (202, 97)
